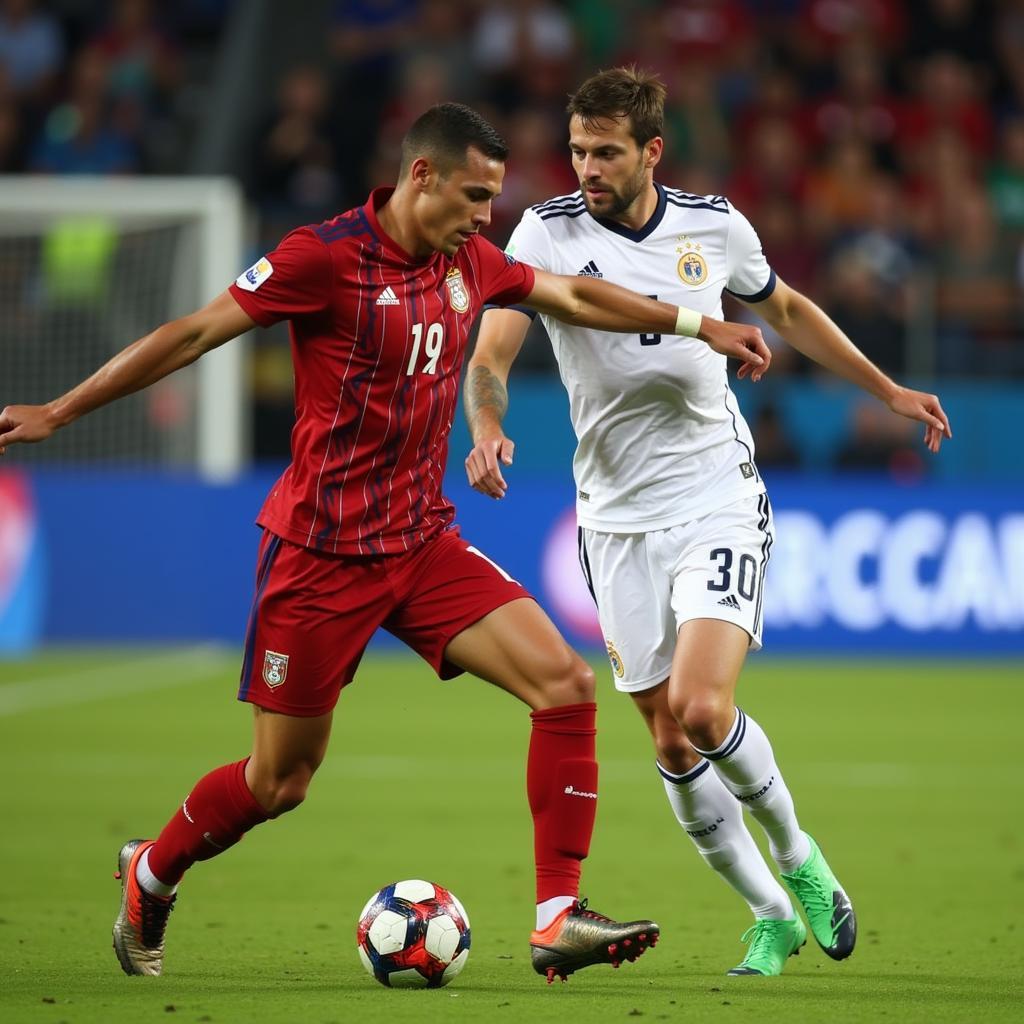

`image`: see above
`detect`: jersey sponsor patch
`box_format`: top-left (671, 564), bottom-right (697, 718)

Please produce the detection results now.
top-left (236, 257), bottom-right (274, 292)
top-left (445, 267), bottom-right (470, 313)
top-left (739, 462), bottom-right (755, 479)
top-left (262, 649), bottom-right (289, 688)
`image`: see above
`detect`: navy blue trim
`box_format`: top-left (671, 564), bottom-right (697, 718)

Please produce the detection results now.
top-left (238, 533), bottom-right (283, 702)
top-left (540, 206), bottom-right (587, 221)
top-left (700, 709), bottom-right (747, 761)
top-left (723, 380), bottom-right (759, 484)
top-left (532, 192), bottom-right (583, 214)
top-left (482, 302), bottom-right (537, 320)
top-left (657, 758), bottom-right (711, 785)
top-left (576, 527), bottom-right (598, 606)
top-left (663, 187), bottom-right (728, 211)
top-left (591, 182), bottom-right (667, 242)
top-left (725, 268), bottom-right (777, 304)
top-left (753, 495), bottom-right (773, 635)
top-left (664, 196), bottom-right (729, 214)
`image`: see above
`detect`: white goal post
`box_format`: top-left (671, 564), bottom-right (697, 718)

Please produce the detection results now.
top-left (0, 176), bottom-right (248, 480)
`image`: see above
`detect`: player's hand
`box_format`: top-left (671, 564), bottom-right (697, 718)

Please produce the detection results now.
top-left (465, 432), bottom-right (515, 499)
top-left (0, 404), bottom-right (59, 455)
top-left (887, 387), bottom-right (952, 453)
top-left (697, 320), bottom-right (771, 382)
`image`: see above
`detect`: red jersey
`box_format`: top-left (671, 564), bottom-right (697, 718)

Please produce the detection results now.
top-left (229, 187), bottom-right (535, 555)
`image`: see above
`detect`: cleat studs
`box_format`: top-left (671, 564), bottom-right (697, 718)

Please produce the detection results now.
top-left (114, 871), bottom-right (122, 880)
top-left (613, 961), bottom-right (620, 968)
top-left (608, 943), bottom-right (618, 954)
top-left (640, 933), bottom-right (647, 941)
top-left (623, 938), bottom-right (632, 947)
top-left (546, 968), bottom-right (556, 984)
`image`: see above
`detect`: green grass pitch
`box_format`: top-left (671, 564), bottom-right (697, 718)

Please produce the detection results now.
top-left (1, 649), bottom-right (1022, 1023)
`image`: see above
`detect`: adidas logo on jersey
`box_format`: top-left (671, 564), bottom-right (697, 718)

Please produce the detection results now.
top-left (577, 260), bottom-right (603, 278)
top-left (375, 286), bottom-right (400, 306)
top-left (717, 594), bottom-right (741, 610)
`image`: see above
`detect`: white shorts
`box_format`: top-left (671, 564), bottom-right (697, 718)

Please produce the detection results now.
top-left (578, 494), bottom-right (774, 693)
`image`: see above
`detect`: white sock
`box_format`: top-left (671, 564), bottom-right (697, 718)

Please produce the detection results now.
top-left (536, 895), bottom-right (575, 931)
top-left (136, 847), bottom-right (177, 898)
top-left (659, 759), bottom-right (793, 920)
top-left (694, 708), bottom-right (811, 873)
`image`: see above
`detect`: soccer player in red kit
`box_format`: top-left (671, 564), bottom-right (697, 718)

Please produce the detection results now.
top-left (0, 104), bottom-right (770, 983)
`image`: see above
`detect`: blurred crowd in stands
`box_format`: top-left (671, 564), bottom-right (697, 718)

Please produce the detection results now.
top-left (4, 0), bottom-right (1023, 473)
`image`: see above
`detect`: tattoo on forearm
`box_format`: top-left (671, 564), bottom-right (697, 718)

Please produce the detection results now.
top-left (465, 365), bottom-right (508, 426)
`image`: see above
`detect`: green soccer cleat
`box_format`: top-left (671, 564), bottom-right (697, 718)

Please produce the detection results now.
top-left (781, 833), bottom-right (856, 960)
top-left (727, 917), bottom-right (806, 976)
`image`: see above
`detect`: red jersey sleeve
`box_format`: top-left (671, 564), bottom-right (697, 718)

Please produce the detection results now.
top-left (228, 227), bottom-right (333, 327)
top-left (470, 236), bottom-right (535, 307)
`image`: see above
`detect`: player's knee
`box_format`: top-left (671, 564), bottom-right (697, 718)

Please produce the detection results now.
top-left (674, 697), bottom-right (733, 752)
top-left (252, 764), bottom-right (318, 818)
top-left (539, 652), bottom-right (595, 708)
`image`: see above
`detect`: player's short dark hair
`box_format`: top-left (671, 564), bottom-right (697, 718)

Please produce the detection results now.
top-left (567, 66), bottom-right (666, 146)
top-left (400, 103), bottom-right (509, 178)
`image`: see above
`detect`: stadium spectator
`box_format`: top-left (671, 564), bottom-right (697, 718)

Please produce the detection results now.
top-left (249, 64), bottom-right (340, 234)
top-left (835, 398), bottom-right (926, 481)
top-left (930, 186), bottom-right (1022, 374)
top-left (0, 0), bottom-right (62, 106)
top-left (986, 115), bottom-right (1024, 238)
top-left (29, 47), bottom-right (139, 175)
top-left (471, 0), bottom-right (575, 112)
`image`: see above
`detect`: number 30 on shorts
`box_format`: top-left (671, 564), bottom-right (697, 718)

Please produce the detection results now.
top-left (706, 547), bottom-right (756, 601)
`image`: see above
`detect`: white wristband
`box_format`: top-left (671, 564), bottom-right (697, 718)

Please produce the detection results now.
top-left (674, 306), bottom-right (703, 337)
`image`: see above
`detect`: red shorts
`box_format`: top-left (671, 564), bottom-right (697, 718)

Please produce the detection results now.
top-left (237, 527), bottom-right (532, 716)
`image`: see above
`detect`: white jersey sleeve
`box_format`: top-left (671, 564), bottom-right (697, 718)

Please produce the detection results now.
top-left (724, 202), bottom-right (776, 302)
top-left (505, 206), bottom-right (557, 274)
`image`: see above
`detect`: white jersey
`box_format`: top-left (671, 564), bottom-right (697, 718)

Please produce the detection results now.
top-left (505, 184), bottom-right (774, 532)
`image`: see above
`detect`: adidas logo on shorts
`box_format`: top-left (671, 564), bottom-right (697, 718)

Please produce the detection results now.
top-left (717, 594), bottom-right (741, 610)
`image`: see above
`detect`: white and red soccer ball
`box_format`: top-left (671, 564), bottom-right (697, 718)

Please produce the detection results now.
top-left (356, 879), bottom-right (471, 988)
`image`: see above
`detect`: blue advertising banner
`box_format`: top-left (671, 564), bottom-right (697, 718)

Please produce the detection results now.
top-left (7, 469), bottom-right (1022, 655)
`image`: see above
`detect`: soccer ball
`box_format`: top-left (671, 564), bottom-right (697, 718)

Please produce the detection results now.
top-left (356, 879), bottom-right (471, 988)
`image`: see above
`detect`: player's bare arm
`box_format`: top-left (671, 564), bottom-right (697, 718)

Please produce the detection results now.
top-left (749, 277), bottom-right (953, 453)
top-left (0, 292), bottom-right (255, 455)
top-left (464, 308), bottom-right (532, 499)
top-left (523, 268), bottom-right (771, 379)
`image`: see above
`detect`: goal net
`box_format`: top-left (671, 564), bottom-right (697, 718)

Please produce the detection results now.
top-left (0, 176), bottom-right (247, 480)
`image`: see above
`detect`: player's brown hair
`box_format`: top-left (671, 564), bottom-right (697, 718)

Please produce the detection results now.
top-left (400, 103), bottom-right (509, 178)
top-left (567, 66), bottom-right (666, 146)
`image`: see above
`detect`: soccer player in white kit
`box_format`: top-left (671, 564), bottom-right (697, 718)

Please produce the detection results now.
top-left (464, 67), bottom-right (952, 977)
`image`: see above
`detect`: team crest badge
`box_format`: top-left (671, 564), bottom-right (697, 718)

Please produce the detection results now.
top-left (262, 650), bottom-right (289, 688)
top-left (677, 251), bottom-right (708, 286)
top-left (605, 639), bottom-right (625, 679)
top-left (445, 267), bottom-right (470, 313)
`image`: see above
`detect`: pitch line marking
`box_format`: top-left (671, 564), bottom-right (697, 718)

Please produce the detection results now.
top-left (0, 646), bottom-right (235, 716)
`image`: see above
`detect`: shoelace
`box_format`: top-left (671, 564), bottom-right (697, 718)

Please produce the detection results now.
top-left (738, 919), bottom-right (788, 964)
top-left (139, 890), bottom-right (176, 948)
top-left (572, 898), bottom-right (611, 923)
top-left (787, 870), bottom-right (840, 939)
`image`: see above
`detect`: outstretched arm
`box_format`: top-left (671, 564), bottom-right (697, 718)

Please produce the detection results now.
top-left (464, 307), bottom-right (532, 499)
top-left (748, 277), bottom-right (952, 453)
top-left (0, 291), bottom-right (256, 454)
top-left (522, 267), bottom-right (771, 380)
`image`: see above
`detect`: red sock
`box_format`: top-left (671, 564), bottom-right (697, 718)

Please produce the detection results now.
top-left (147, 759), bottom-right (269, 885)
top-left (527, 702), bottom-right (598, 904)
